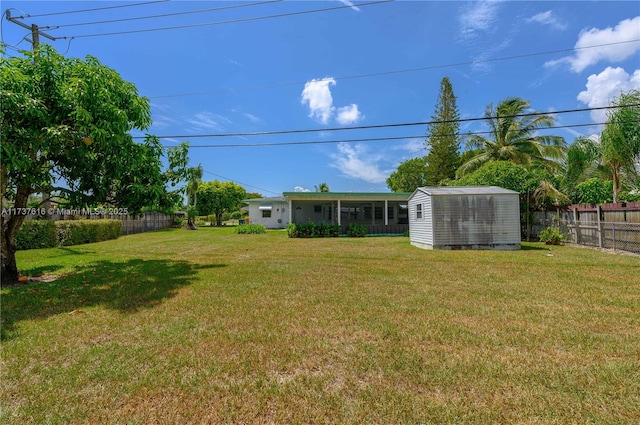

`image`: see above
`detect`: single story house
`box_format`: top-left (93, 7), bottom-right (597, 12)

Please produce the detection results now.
top-left (283, 191), bottom-right (411, 234)
top-left (245, 192), bottom-right (412, 234)
top-left (242, 196), bottom-right (289, 229)
top-left (408, 186), bottom-right (521, 250)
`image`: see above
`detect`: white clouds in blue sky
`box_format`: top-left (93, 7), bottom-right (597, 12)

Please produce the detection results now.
top-left (546, 16), bottom-right (640, 73)
top-left (330, 143), bottom-right (390, 184)
top-left (526, 10), bottom-right (567, 31)
top-left (578, 67), bottom-right (640, 122)
top-left (301, 78), bottom-right (363, 125)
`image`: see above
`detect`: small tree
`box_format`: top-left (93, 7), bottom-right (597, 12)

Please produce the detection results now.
top-left (196, 181), bottom-right (247, 226)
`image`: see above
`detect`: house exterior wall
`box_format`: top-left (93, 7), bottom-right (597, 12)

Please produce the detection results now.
top-left (409, 188), bottom-right (520, 250)
top-left (246, 202), bottom-right (288, 229)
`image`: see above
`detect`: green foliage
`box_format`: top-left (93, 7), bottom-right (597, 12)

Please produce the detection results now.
top-left (458, 97), bottom-right (566, 177)
top-left (172, 216), bottom-right (186, 228)
top-left (315, 182), bottom-right (330, 192)
top-left (386, 157), bottom-right (429, 192)
top-left (56, 220), bottom-right (122, 247)
top-left (346, 223), bottom-right (367, 237)
top-left (619, 191), bottom-right (640, 202)
top-left (538, 226), bottom-right (566, 245)
top-left (576, 178), bottom-right (613, 205)
top-left (235, 223), bottom-right (266, 234)
top-left (453, 161), bottom-right (539, 194)
top-left (600, 90), bottom-right (640, 202)
top-left (16, 220), bottom-right (57, 250)
top-left (17, 219), bottom-right (121, 250)
top-left (287, 222), bottom-right (340, 238)
top-left (196, 180), bottom-right (247, 225)
top-left (425, 77), bottom-right (461, 185)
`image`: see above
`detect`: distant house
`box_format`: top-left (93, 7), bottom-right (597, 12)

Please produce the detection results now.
top-left (408, 186), bottom-right (520, 250)
top-left (243, 196), bottom-right (288, 229)
top-left (282, 191), bottom-right (411, 235)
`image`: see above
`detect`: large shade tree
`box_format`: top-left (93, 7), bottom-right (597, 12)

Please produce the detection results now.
top-left (457, 97), bottom-right (566, 177)
top-left (386, 156), bottom-right (429, 192)
top-left (1, 46), bottom-right (188, 286)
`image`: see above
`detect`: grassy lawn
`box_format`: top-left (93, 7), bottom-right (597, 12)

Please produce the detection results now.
top-left (1, 227), bottom-right (639, 424)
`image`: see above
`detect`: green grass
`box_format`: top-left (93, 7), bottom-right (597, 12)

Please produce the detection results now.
top-left (2, 227), bottom-right (639, 424)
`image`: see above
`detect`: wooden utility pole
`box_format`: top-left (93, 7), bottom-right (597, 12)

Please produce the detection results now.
top-left (4, 10), bottom-right (56, 50)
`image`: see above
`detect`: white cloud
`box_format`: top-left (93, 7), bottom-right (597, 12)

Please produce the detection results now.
top-left (243, 113), bottom-right (262, 124)
top-left (329, 143), bottom-right (390, 183)
top-left (294, 186), bottom-right (310, 192)
top-left (545, 16), bottom-right (640, 73)
top-left (301, 78), bottom-right (336, 124)
top-left (301, 78), bottom-right (364, 126)
top-left (338, 0), bottom-right (360, 12)
top-left (336, 104), bottom-right (364, 125)
top-left (458, 1), bottom-right (501, 42)
top-left (186, 112), bottom-right (231, 131)
top-left (577, 66), bottom-right (640, 122)
top-left (526, 10), bottom-right (567, 30)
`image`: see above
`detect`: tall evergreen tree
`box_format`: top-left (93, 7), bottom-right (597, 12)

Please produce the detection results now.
top-left (424, 77), bottom-right (461, 185)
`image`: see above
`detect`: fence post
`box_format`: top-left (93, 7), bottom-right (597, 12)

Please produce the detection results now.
top-left (612, 223), bottom-right (616, 251)
top-left (597, 204), bottom-right (603, 248)
top-left (573, 207), bottom-right (580, 244)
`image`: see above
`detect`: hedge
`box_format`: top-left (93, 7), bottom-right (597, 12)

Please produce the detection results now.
top-left (16, 219), bottom-right (122, 250)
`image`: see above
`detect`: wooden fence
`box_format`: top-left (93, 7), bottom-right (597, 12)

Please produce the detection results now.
top-left (54, 212), bottom-right (175, 236)
top-left (552, 202), bottom-right (640, 255)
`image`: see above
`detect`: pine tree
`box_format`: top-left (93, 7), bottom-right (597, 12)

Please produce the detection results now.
top-left (424, 77), bottom-right (461, 185)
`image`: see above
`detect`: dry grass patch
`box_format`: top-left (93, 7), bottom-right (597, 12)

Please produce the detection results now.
top-left (1, 227), bottom-right (639, 424)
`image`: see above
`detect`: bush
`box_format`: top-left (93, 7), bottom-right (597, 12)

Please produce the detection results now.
top-left (346, 223), bottom-right (367, 237)
top-left (173, 216), bottom-right (186, 228)
top-left (287, 222), bottom-right (340, 238)
top-left (235, 223), bottom-right (266, 234)
top-left (16, 220), bottom-right (57, 250)
top-left (17, 219), bottom-right (122, 250)
top-left (56, 220), bottom-right (122, 247)
top-left (539, 226), bottom-right (565, 245)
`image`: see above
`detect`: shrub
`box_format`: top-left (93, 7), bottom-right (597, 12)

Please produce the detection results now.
top-left (539, 226), bottom-right (565, 245)
top-left (16, 220), bottom-right (57, 250)
top-left (235, 223), bottom-right (266, 234)
top-left (346, 224), bottom-right (367, 237)
top-left (56, 220), bottom-right (122, 247)
top-left (173, 216), bottom-right (186, 228)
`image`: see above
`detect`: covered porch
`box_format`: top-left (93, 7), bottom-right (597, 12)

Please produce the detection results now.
top-left (282, 192), bottom-right (411, 235)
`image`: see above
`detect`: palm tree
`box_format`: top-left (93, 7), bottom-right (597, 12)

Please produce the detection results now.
top-left (315, 182), bottom-right (330, 192)
top-left (601, 90), bottom-right (640, 202)
top-left (457, 97), bottom-right (566, 177)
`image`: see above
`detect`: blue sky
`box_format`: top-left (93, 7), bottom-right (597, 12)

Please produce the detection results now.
top-left (2, 1), bottom-right (639, 196)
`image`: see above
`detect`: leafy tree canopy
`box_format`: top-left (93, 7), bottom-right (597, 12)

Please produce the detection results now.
top-left (1, 45), bottom-right (189, 286)
top-left (196, 180), bottom-right (247, 225)
top-left (386, 157), bottom-right (429, 192)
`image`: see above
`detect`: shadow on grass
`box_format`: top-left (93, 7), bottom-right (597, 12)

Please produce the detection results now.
top-left (1, 258), bottom-right (225, 340)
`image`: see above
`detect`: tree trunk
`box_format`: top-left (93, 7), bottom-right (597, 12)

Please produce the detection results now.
top-left (216, 213), bottom-right (223, 227)
top-left (1, 185), bottom-right (30, 287)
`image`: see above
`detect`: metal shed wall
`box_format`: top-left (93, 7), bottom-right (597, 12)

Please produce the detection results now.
top-left (409, 187), bottom-right (520, 250)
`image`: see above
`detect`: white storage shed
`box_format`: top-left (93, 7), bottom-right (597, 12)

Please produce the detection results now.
top-left (409, 186), bottom-right (520, 250)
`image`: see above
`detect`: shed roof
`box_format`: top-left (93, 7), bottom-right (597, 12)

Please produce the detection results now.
top-left (411, 186), bottom-right (518, 198)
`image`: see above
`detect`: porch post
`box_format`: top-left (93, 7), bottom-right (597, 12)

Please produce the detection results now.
top-left (288, 199), bottom-right (292, 224)
top-left (337, 199), bottom-right (341, 226)
top-left (384, 200), bottom-right (388, 225)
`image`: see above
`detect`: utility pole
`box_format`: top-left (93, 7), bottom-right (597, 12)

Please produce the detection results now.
top-left (4, 10), bottom-right (56, 50)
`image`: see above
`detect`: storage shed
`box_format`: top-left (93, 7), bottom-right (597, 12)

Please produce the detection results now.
top-left (408, 186), bottom-right (520, 250)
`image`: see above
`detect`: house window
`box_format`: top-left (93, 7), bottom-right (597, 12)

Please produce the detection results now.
top-left (262, 210), bottom-right (272, 218)
top-left (387, 206), bottom-right (394, 220)
top-left (416, 203), bottom-right (422, 219)
top-left (364, 206), bottom-right (372, 219)
top-left (314, 205), bottom-right (322, 213)
top-left (374, 206), bottom-right (383, 220)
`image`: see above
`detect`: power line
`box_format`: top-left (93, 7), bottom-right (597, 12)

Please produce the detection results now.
top-left (168, 122), bottom-right (610, 149)
top-left (58, 0), bottom-right (393, 39)
top-left (11, 0), bottom-right (169, 19)
top-left (201, 169), bottom-right (281, 196)
top-left (148, 39), bottom-right (640, 99)
top-left (135, 104), bottom-right (632, 140)
top-left (41, 1), bottom-right (282, 30)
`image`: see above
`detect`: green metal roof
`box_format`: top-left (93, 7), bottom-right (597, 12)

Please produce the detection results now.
top-left (282, 192), bottom-right (411, 201)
